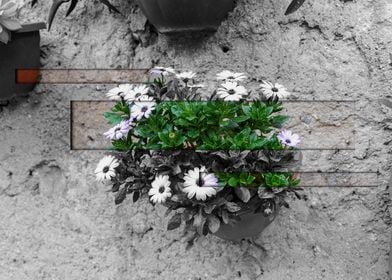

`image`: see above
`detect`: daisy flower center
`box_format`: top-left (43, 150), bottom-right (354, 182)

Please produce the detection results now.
top-left (228, 89), bottom-right (236, 95)
top-left (196, 178), bottom-right (205, 187)
top-left (102, 166), bottom-right (109, 173)
top-left (158, 186), bottom-right (166, 193)
top-left (141, 106), bottom-right (148, 112)
top-left (285, 139), bottom-right (291, 143)
top-left (272, 87), bottom-right (279, 92)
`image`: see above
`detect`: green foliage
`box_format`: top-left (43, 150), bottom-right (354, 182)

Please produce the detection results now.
top-left (216, 172), bottom-right (299, 188)
top-left (104, 101), bottom-right (130, 125)
top-left (105, 100), bottom-right (289, 151)
top-left (264, 172), bottom-right (301, 188)
top-left (34, 0), bottom-right (121, 30)
top-left (105, 75), bottom-right (302, 242)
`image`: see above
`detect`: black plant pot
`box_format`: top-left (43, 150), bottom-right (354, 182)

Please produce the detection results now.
top-left (214, 206), bottom-right (278, 242)
top-left (137, 0), bottom-right (235, 33)
top-left (0, 23), bottom-right (45, 102)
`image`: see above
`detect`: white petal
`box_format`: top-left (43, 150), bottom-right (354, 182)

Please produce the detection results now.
top-left (196, 192), bottom-right (206, 201)
top-left (148, 188), bottom-right (158, 196)
top-left (150, 195), bottom-right (158, 203)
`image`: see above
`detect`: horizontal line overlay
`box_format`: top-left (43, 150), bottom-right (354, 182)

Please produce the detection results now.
top-left (71, 100), bottom-right (356, 150)
top-left (16, 69), bottom-right (149, 84)
top-left (297, 172), bottom-right (379, 187)
top-left (69, 99), bottom-right (380, 188)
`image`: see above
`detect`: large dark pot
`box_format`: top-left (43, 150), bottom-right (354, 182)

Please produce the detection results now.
top-left (214, 206), bottom-right (278, 242)
top-left (137, 0), bottom-right (235, 33)
top-left (0, 23), bottom-right (45, 101)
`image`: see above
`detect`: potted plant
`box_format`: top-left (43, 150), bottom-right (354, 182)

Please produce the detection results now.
top-left (95, 68), bottom-right (302, 244)
top-left (39, 0), bottom-right (306, 33)
top-left (137, 0), bottom-right (306, 33)
top-left (0, 0), bottom-right (45, 101)
top-left (136, 0), bottom-right (236, 33)
top-left (31, 0), bottom-right (119, 30)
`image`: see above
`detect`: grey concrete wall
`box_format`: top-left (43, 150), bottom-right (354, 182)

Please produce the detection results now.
top-left (1, 0), bottom-right (392, 279)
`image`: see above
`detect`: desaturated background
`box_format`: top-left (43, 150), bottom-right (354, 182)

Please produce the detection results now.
top-left (1, 0), bottom-right (392, 279)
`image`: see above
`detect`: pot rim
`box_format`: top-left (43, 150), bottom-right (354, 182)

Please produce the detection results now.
top-left (15, 22), bottom-right (46, 34)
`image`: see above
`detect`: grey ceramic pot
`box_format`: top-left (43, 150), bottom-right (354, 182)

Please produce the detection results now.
top-left (214, 206), bottom-right (278, 242)
top-left (0, 22), bottom-right (45, 101)
top-left (137, 0), bottom-right (235, 33)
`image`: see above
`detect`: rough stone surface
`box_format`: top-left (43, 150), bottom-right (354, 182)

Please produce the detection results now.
top-left (1, 0), bottom-right (392, 279)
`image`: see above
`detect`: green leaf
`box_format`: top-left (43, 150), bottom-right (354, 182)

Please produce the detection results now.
top-left (220, 119), bottom-right (239, 129)
top-left (270, 115), bottom-right (289, 128)
top-left (232, 115), bottom-right (250, 123)
top-left (266, 106), bottom-right (274, 116)
top-left (115, 187), bottom-right (127, 205)
top-left (187, 130), bottom-right (200, 138)
top-left (104, 112), bottom-right (123, 125)
top-left (132, 191), bottom-right (140, 202)
top-left (134, 126), bottom-right (152, 138)
top-left (285, 0), bottom-right (306, 15)
top-left (0, 30), bottom-right (10, 44)
top-left (193, 211), bottom-right (207, 236)
top-left (158, 132), bottom-right (170, 143)
top-left (247, 175), bottom-right (256, 184)
top-left (1, 19), bottom-right (22, 31)
top-left (207, 215), bottom-right (221, 233)
top-left (145, 143), bottom-right (161, 150)
top-left (100, 0), bottom-right (121, 13)
top-left (264, 173), bottom-right (290, 188)
top-left (221, 210), bottom-right (230, 224)
top-left (234, 187), bottom-right (251, 203)
top-left (228, 177), bottom-right (238, 187)
top-left (225, 202), bottom-right (241, 213)
top-left (167, 213), bottom-right (182, 230)
top-left (242, 104), bottom-right (251, 115)
top-left (175, 135), bottom-right (186, 147)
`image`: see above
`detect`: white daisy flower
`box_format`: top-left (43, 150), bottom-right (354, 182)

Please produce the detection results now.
top-left (94, 155), bottom-right (119, 182)
top-left (188, 83), bottom-right (205, 89)
top-left (260, 81), bottom-right (291, 100)
top-left (148, 175), bottom-right (172, 204)
top-left (277, 130), bottom-right (301, 147)
top-left (124, 84), bottom-right (149, 102)
top-left (137, 95), bottom-right (155, 102)
top-left (103, 120), bottom-right (130, 140)
top-left (150, 66), bottom-right (176, 78)
top-left (217, 81), bottom-right (247, 101)
top-left (216, 70), bottom-right (247, 82)
top-left (176, 71), bottom-right (197, 83)
top-left (131, 100), bottom-right (156, 121)
top-left (106, 84), bottom-right (134, 101)
top-left (182, 166), bottom-right (219, 201)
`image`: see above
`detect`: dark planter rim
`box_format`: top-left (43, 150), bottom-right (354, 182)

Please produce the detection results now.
top-left (15, 22), bottom-right (46, 34)
top-left (0, 22), bottom-right (45, 101)
top-left (137, 0), bottom-right (235, 34)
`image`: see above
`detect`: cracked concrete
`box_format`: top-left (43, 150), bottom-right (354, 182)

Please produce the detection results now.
top-left (0, 0), bottom-right (392, 279)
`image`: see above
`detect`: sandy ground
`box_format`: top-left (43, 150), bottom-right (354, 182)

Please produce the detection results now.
top-left (1, 0), bottom-right (392, 279)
